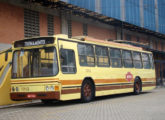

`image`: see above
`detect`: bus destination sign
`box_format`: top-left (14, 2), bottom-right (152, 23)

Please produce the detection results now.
top-left (14, 37), bottom-right (54, 48)
top-left (24, 40), bottom-right (45, 47)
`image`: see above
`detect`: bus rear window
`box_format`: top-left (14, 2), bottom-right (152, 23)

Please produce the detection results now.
top-left (12, 47), bottom-right (58, 78)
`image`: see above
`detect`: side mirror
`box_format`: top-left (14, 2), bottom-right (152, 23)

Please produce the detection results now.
top-left (5, 52), bottom-right (8, 61)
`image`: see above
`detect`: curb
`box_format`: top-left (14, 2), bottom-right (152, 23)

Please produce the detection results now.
top-left (0, 100), bottom-right (41, 109)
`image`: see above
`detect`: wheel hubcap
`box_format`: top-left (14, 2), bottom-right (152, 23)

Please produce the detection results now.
top-left (84, 83), bottom-right (92, 97)
top-left (135, 82), bottom-right (140, 92)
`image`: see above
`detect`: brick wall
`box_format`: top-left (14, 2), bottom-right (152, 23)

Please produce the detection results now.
top-left (88, 24), bottom-right (116, 40)
top-left (0, 2), bottom-right (62, 45)
top-left (0, 3), bottom-right (24, 44)
top-left (72, 21), bottom-right (83, 36)
top-left (140, 37), bottom-right (148, 44)
top-left (161, 41), bottom-right (164, 51)
top-left (152, 40), bottom-right (156, 50)
top-left (54, 16), bottom-right (61, 35)
top-left (157, 40), bottom-right (162, 51)
top-left (40, 14), bottom-right (61, 36)
top-left (163, 41), bottom-right (165, 52)
top-left (40, 13), bottom-right (47, 36)
top-left (131, 36), bottom-right (137, 42)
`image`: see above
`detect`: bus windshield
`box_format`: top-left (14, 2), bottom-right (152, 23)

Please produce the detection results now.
top-left (12, 47), bottom-right (58, 78)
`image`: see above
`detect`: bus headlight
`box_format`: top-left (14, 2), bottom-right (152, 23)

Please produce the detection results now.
top-left (46, 86), bottom-right (49, 91)
top-left (45, 85), bottom-right (57, 91)
top-left (16, 87), bottom-right (19, 92)
top-left (50, 86), bottom-right (54, 91)
top-left (12, 87), bottom-right (15, 92)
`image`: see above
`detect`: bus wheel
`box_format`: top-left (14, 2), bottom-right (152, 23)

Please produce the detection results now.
top-left (133, 79), bottom-right (142, 95)
top-left (81, 80), bottom-right (95, 103)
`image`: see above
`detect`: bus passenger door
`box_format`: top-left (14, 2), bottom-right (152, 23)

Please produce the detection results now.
top-left (58, 39), bottom-right (77, 76)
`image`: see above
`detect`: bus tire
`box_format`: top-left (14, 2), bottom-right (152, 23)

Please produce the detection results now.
top-left (81, 80), bottom-right (95, 103)
top-left (133, 78), bottom-right (142, 95)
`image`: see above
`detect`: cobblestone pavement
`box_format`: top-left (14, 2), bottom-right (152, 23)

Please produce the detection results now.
top-left (0, 88), bottom-right (165, 120)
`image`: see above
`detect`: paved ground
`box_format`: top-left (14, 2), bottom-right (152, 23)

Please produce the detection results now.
top-left (0, 88), bottom-right (165, 120)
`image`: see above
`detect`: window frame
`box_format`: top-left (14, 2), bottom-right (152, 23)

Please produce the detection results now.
top-left (149, 54), bottom-right (155, 69)
top-left (132, 51), bottom-right (143, 69)
top-left (95, 45), bottom-right (110, 67)
top-left (109, 48), bottom-right (123, 68)
top-left (141, 53), bottom-right (151, 69)
top-left (78, 43), bottom-right (95, 67)
top-left (12, 47), bottom-right (59, 79)
top-left (122, 50), bottom-right (133, 68)
top-left (60, 48), bottom-right (77, 74)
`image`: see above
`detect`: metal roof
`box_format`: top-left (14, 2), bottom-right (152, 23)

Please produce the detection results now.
top-left (27, 0), bottom-right (165, 39)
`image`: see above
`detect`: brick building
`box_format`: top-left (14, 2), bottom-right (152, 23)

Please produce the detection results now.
top-left (0, 0), bottom-right (165, 85)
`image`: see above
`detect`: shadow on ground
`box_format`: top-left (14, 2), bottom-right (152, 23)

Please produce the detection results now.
top-left (21, 91), bottom-right (151, 108)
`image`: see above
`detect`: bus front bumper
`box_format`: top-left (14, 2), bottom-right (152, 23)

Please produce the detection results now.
top-left (10, 92), bottom-right (60, 101)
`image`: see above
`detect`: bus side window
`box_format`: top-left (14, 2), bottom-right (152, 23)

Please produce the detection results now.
top-left (95, 46), bottom-right (109, 67)
top-left (142, 53), bottom-right (151, 69)
top-left (110, 48), bottom-right (122, 68)
top-left (122, 50), bottom-right (133, 68)
top-left (78, 44), bottom-right (95, 66)
top-left (149, 54), bottom-right (154, 69)
top-left (60, 49), bottom-right (76, 74)
top-left (133, 51), bottom-right (143, 69)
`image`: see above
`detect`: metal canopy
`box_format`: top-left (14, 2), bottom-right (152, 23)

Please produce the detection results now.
top-left (26, 0), bottom-right (165, 40)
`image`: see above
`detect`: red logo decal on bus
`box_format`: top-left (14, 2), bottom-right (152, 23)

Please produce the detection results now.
top-left (126, 72), bottom-right (133, 82)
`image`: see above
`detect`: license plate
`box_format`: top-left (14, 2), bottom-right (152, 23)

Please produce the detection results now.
top-left (27, 94), bottom-right (36, 98)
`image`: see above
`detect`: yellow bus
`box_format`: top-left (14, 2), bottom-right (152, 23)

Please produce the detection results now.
top-left (10, 34), bottom-right (156, 103)
top-left (0, 48), bottom-right (27, 105)
top-left (0, 49), bottom-right (14, 105)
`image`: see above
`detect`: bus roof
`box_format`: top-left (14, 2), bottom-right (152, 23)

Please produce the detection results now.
top-left (13, 34), bottom-right (150, 53)
top-left (55, 34), bottom-right (146, 52)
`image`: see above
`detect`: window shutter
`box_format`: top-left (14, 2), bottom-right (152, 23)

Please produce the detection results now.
top-left (47, 15), bottom-right (54, 35)
top-left (24, 9), bottom-right (39, 37)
